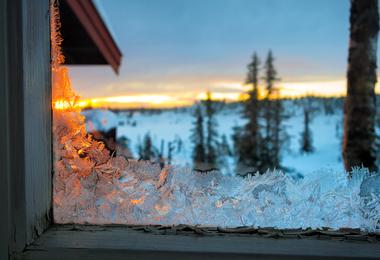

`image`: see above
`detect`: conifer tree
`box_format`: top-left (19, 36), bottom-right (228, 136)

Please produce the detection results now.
top-left (261, 50), bottom-right (285, 171)
top-left (300, 98), bottom-right (314, 154)
top-left (176, 137), bottom-right (183, 153)
top-left (204, 91), bottom-right (219, 167)
top-left (158, 139), bottom-right (165, 168)
top-left (190, 105), bottom-right (206, 166)
top-left (235, 52), bottom-right (262, 172)
top-left (140, 133), bottom-right (155, 161)
top-left (167, 141), bottom-right (174, 165)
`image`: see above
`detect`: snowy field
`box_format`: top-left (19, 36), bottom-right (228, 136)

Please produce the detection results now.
top-left (82, 100), bottom-right (344, 178)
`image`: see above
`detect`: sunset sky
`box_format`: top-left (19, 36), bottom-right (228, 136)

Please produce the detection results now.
top-left (67, 0), bottom-right (379, 108)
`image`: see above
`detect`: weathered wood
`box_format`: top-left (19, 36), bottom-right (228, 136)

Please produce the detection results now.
top-left (22, 0), bottom-right (52, 244)
top-left (0, 1), bottom-right (10, 259)
top-left (16, 226), bottom-right (380, 259)
top-left (0, 0), bottom-right (51, 258)
top-left (7, 0), bottom-right (27, 253)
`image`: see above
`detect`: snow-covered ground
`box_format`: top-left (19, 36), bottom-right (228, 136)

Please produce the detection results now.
top-left (82, 100), bottom-right (344, 177)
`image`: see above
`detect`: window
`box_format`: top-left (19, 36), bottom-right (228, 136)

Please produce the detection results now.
top-left (51, 0), bottom-right (380, 231)
top-left (3, 0), bottom-right (380, 259)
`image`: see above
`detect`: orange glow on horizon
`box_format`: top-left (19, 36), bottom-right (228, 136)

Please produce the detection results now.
top-left (196, 91), bottom-right (246, 101)
top-left (59, 80), bottom-right (380, 109)
top-left (85, 94), bottom-right (194, 109)
top-left (53, 99), bottom-right (89, 110)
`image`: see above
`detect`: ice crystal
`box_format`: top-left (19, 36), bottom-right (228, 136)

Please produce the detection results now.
top-left (54, 160), bottom-right (380, 231)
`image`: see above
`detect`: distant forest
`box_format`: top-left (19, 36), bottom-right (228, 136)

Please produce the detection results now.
top-left (91, 0), bottom-right (379, 176)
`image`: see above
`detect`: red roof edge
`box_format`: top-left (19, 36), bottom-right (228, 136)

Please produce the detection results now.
top-left (66, 0), bottom-right (122, 74)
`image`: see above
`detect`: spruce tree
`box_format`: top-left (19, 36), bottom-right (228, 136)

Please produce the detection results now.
top-left (167, 141), bottom-right (174, 165)
top-left (204, 91), bottom-right (219, 167)
top-left (140, 133), bottom-right (155, 161)
top-left (261, 50), bottom-right (285, 171)
top-left (300, 98), bottom-right (314, 154)
top-left (190, 105), bottom-right (206, 166)
top-left (235, 52), bottom-right (262, 174)
top-left (158, 139), bottom-right (165, 168)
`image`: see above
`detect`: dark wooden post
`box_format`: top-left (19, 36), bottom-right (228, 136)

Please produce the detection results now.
top-left (0, 0), bottom-right (51, 258)
top-left (343, 0), bottom-right (379, 172)
top-left (0, 2), bottom-right (10, 259)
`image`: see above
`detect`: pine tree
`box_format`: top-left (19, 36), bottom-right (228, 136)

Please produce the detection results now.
top-left (343, 0), bottom-right (378, 172)
top-left (235, 52), bottom-right (262, 173)
top-left (300, 98), bottom-right (314, 154)
top-left (261, 50), bottom-right (285, 171)
top-left (204, 91), bottom-right (219, 167)
top-left (167, 141), bottom-right (174, 165)
top-left (158, 139), bottom-right (165, 168)
top-left (140, 133), bottom-right (155, 161)
top-left (176, 136), bottom-right (183, 153)
top-left (190, 105), bottom-right (206, 166)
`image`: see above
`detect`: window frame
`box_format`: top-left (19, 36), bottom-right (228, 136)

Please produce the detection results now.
top-left (1, 0), bottom-right (51, 258)
top-left (17, 224), bottom-right (380, 260)
top-left (1, 0), bottom-right (379, 259)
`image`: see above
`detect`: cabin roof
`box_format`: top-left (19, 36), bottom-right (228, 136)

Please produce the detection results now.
top-left (60, 0), bottom-right (122, 74)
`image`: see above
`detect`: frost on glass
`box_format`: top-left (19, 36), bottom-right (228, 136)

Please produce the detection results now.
top-left (51, 3), bottom-right (380, 231)
top-left (53, 153), bottom-right (380, 231)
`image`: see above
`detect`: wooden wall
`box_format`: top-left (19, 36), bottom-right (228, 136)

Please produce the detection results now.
top-left (0, 0), bottom-right (11, 259)
top-left (22, 0), bottom-right (52, 243)
top-left (0, 0), bottom-right (51, 258)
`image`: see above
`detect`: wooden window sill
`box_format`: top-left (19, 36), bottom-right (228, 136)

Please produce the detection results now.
top-left (16, 225), bottom-right (380, 259)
